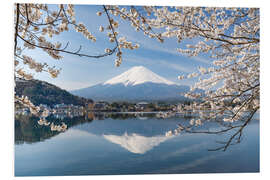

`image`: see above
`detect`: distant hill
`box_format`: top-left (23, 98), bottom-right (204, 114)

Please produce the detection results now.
top-left (15, 78), bottom-right (93, 107)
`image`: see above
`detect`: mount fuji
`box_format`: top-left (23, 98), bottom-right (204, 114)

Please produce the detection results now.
top-left (70, 66), bottom-right (190, 102)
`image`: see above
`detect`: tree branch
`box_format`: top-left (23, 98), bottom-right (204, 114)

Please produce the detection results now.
top-left (103, 5), bottom-right (121, 53)
top-left (18, 33), bottom-right (117, 59)
top-left (14, 3), bottom-right (20, 54)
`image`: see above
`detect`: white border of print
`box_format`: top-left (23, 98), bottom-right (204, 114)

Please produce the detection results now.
top-left (1, 0), bottom-right (269, 180)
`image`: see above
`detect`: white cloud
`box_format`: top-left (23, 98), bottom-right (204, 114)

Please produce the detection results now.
top-left (51, 80), bottom-right (94, 91)
top-left (122, 33), bottom-right (213, 65)
top-left (123, 33), bottom-right (181, 56)
top-left (126, 54), bottom-right (194, 73)
top-left (159, 61), bottom-right (194, 73)
top-left (190, 56), bottom-right (212, 65)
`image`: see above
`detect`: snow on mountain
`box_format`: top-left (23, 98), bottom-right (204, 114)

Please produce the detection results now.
top-left (103, 66), bottom-right (175, 86)
top-left (71, 66), bottom-right (191, 101)
top-left (103, 132), bottom-right (174, 154)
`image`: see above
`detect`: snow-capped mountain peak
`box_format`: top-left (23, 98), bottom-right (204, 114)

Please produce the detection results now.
top-left (71, 65), bottom-right (191, 101)
top-left (103, 66), bottom-right (175, 86)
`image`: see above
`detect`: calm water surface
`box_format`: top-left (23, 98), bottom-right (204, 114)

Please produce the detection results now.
top-left (15, 113), bottom-right (259, 176)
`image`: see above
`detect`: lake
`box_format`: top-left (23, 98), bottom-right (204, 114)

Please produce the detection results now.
top-left (14, 112), bottom-right (259, 176)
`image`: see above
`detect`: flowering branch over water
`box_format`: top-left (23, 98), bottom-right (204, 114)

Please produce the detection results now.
top-left (106, 6), bottom-right (259, 125)
top-left (14, 4), bottom-right (259, 143)
top-left (103, 6), bottom-right (260, 150)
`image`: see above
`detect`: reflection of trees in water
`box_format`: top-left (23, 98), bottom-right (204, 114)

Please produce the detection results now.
top-left (106, 113), bottom-right (136, 120)
top-left (15, 112), bottom-right (258, 151)
top-left (15, 115), bottom-right (60, 144)
top-left (105, 112), bottom-right (157, 120)
top-left (15, 114), bottom-right (93, 144)
top-left (15, 112), bottom-right (172, 144)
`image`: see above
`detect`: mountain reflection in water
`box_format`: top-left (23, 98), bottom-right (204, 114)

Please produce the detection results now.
top-left (15, 112), bottom-right (181, 144)
top-left (15, 112), bottom-right (259, 176)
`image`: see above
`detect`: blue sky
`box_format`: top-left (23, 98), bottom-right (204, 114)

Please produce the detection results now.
top-left (22, 5), bottom-right (213, 90)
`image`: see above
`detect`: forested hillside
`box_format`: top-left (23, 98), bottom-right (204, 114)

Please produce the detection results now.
top-left (15, 78), bottom-right (93, 107)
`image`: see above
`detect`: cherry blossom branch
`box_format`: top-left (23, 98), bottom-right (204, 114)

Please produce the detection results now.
top-left (14, 3), bottom-right (20, 54)
top-left (208, 108), bottom-right (258, 151)
top-left (23, 4), bottom-right (63, 26)
top-left (17, 33), bottom-right (117, 58)
top-left (103, 5), bottom-right (121, 54)
top-left (176, 108), bottom-right (258, 151)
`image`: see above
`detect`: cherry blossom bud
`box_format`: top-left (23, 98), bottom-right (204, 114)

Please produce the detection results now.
top-left (99, 26), bottom-right (104, 32)
top-left (96, 11), bottom-right (102, 16)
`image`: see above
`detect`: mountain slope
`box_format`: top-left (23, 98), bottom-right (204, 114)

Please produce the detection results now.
top-left (104, 66), bottom-right (175, 86)
top-left (15, 78), bottom-right (93, 107)
top-left (72, 82), bottom-right (189, 102)
top-left (71, 66), bottom-right (190, 102)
